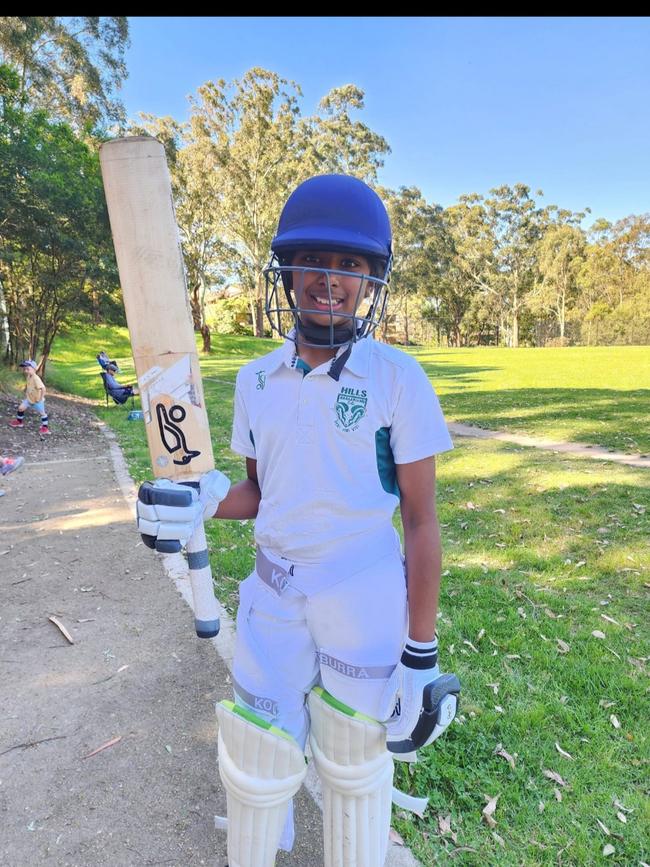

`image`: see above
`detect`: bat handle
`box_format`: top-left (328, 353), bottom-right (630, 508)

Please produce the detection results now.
top-left (185, 520), bottom-right (220, 638)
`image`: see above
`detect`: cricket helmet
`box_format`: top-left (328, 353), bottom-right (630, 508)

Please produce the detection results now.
top-left (264, 174), bottom-right (393, 347)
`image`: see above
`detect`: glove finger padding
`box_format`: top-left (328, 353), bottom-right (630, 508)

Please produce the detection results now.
top-left (380, 638), bottom-right (460, 759)
top-left (137, 480), bottom-right (203, 552)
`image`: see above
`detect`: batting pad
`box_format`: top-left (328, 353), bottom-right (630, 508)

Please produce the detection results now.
top-left (308, 687), bottom-right (394, 867)
top-left (216, 700), bottom-right (307, 867)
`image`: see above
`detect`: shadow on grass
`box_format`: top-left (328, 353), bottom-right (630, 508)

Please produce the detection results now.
top-left (440, 387), bottom-right (650, 453)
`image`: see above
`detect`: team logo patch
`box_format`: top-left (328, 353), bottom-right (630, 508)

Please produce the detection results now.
top-left (255, 370), bottom-right (266, 390)
top-left (334, 386), bottom-right (367, 431)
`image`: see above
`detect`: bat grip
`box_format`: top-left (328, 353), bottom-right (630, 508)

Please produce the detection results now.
top-left (185, 520), bottom-right (220, 638)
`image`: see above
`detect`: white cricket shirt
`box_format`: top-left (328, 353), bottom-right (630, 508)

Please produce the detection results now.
top-left (231, 336), bottom-right (453, 565)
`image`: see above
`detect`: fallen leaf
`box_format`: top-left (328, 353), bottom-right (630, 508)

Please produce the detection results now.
top-left (491, 831), bottom-right (505, 848)
top-left (48, 615), bottom-right (74, 645)
top-left (555, 742), bottom-right (574, 760)
top-left (616, 811), bottom-right (627, 824)
top-left (437, 814), bottom-right (452, 835)
top-left (592, 630), bottom-right (606, 639)
top-left (602, 844), bottom-right (615, 857)
top-left (543, 607), bottom-right (557, 619)
top-left (601, 614), bottom-right (620, 626)
top-left (82, 735), bottom-right (122, 759)
top-left (517, 607), bottom-right (526, 619)
top-left (543, 769), bottom-right (567, 787)
top-left (610, 715), bottom-right (621, 729)
top-left (538, 801), bottom-right (545, 813)
top-left (463, 640), bottom-right (479, 654)
top-left (477, 628), bottom-right (485, 641)
top-left (487, 682), bottom-right (500, 695)
top-left (556, 639), bottom-right (570, 654)
top-left (612, 798), bottom-right (633, 813)
top-left (596, 819), bottom-right (610, 836)
top-left (482, 794), bottom-right (499, 828)
top-left (494, 745), bottom-right (516, 769)
top-left (494, 705), bottom-right (504, 713)
top-left (506, 654), bottom-right (521, 659)
top-left (388, 828), bottom-right (405, 846)
top-left (599, 699), bottom-right (615, 709)
top-left (554, 788), bottom-right (562, 802)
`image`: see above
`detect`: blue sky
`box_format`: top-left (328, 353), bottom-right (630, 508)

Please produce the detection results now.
top-left (121, 17), bottom-right (650, 226)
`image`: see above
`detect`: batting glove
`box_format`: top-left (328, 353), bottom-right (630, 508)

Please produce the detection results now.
top-left (137, 470), bottom-right (230, 553)
top-left (379, 637), bottom-right (460, 761)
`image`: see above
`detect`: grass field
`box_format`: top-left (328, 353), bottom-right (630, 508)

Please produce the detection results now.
top-left (38, 328), bottom-right (650, 864)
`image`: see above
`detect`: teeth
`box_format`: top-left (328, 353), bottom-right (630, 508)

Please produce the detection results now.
top-left (314, 297), bottom-right (342, 305)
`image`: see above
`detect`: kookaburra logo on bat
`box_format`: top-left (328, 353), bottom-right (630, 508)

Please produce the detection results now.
top-left (155, 403), bottom-right (201, 465)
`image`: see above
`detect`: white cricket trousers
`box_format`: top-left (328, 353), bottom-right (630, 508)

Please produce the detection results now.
top-left (232, 532), bottom-right (408, 747)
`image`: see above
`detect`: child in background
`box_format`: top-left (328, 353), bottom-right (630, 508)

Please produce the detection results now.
top-left (9, 360), bottom-right (51, 435)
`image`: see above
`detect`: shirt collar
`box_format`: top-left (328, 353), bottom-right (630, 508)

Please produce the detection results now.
top-left (267, 331), bottom-right (372, 379)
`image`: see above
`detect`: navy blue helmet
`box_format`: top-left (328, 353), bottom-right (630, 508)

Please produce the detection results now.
top-left (264, 175), bottom-right (393, 348)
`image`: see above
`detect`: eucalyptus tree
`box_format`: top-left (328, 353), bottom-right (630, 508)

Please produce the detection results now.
top-left (531, 224), bottom-right (586, 340)
top-left (0, 16), bottom-right (129, 129)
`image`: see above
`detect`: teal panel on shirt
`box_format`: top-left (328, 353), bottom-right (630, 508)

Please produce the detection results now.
top-left (295, 358), bottom-right (312, 377)
top-left (375, 426), bottom-right (399, 497)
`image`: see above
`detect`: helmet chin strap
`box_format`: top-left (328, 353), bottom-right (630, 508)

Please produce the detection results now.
top-left (295, 318), bottom-right (355, 346)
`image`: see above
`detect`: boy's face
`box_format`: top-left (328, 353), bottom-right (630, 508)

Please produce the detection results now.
top-left (290, 250), bottom-right (373, 329)
top-left (22, 367), bottom-right (33, 377)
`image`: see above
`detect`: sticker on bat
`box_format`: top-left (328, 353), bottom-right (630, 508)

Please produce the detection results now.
top-left (155, 403), bottom-right (201, 465)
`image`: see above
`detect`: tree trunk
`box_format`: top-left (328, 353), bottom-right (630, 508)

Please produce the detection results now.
top-left (201, 323), bottom-right (211, 353)
top-left (189, 283), bottom-right (202, 331)
top-left (511, 313), bottom-right (519, 348)
top-left (91, 286), bottom-right (101, 325)
top-left (255, 299), bottom-right (265, 337)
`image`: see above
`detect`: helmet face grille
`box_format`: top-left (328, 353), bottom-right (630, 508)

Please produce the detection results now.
top-left (265, 175), bottom-right (393, 347)
top-left (264, 257), bottom-right (391, 348)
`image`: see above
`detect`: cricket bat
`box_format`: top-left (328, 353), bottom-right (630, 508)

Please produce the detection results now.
top-left (99, 136), bottom-right (220, 638)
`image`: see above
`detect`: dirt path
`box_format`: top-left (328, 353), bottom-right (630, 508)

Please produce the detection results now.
top-left (448, 421), bottom-right (650, 468)
top-left (0, 392), bottom-right (326, 867)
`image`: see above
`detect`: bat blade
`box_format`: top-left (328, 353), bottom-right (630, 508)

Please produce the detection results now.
top-left (100, 136), bottom-right (219, 638)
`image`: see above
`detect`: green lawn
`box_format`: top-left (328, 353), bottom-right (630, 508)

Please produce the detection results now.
top-left (44, 328), bottom-right (650, 865)
top-left (412, 345), bottom-right (650, 455)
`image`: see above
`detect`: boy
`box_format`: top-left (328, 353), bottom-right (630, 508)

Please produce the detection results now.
top-left (138, 175), bottom-right (459, 866)
top-left (9, 360), bottom-right (50, 435)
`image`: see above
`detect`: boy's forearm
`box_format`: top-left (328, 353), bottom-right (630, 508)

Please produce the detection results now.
top-left (403, 518), bottom-right (442, 642)
top-left (212, 477), bottom-right (260, 520)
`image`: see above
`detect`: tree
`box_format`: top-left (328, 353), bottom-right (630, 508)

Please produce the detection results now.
top-left (187, 69), bottom-right (391, 337)
top-left (0, 64), bottom-right (115, 371)
top-left (188, 68), bottom-right (309, 337)
top-left (380, 186), bottom-right (447, 344)
top-left (0, 16), bottom-right (129, 129)
top-left (576, 215), bottom-right (650, 344)
top-left (308, 85), bottom-right (390, 183)
top-left (483, 184), bottom-right (545, 347)
top-left (530, 224), bottom-right (586, 340)
top-left (129, 115), bottom-right (226, 352)
top-left (439, 195), bottom-right (497, 345)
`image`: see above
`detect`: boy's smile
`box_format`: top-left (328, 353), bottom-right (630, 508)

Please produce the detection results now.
top-left (290, 250), bottom-right (371, 327)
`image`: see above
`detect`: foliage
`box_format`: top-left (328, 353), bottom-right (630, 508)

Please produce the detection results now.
top-left (0, 64), bottom-right (116, 370)
top-left (0, 16), bottom-right (129, 130)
